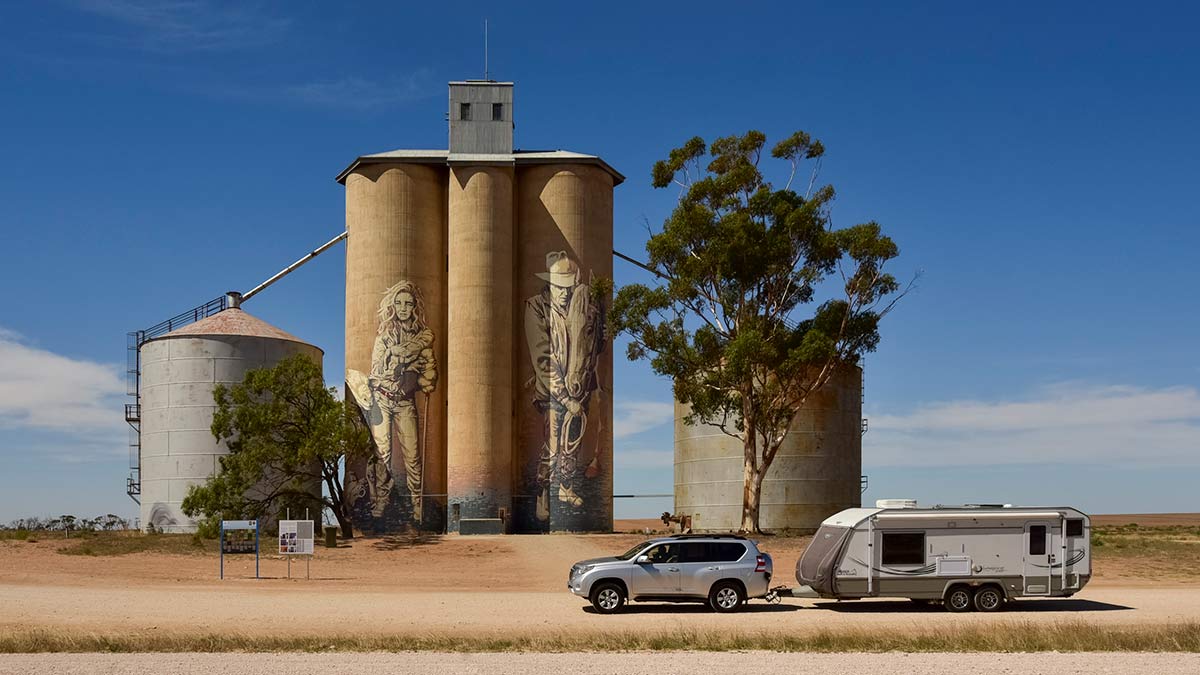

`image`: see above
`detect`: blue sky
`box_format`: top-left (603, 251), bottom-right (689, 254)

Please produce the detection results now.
top-left (1, 1), bottom-right (1197, 522)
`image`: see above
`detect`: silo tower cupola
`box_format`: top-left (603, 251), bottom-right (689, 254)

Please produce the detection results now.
top-left (449, 80), bottom-right (513, 154)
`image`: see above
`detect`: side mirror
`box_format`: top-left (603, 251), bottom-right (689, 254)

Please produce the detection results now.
top-left (636, 555), bottom-right (650, 564)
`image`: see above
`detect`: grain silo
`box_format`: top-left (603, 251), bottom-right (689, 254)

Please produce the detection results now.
top-left (343, 161), bottom-right (449, 534)
top-left (137, 306), bottom-right (323, 532)
top-left (513, 164), bottom-right (614, 533)
top-left (674, 366), bottom-right (863, 533)
top-left (337, 79), bottom-right (621, 534)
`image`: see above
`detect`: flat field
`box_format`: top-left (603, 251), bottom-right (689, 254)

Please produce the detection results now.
top-left (0, 514), bottom-right (1197, 654)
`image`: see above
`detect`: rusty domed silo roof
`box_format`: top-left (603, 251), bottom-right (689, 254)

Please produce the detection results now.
top-left (151, 308), bottom-right (322, 352)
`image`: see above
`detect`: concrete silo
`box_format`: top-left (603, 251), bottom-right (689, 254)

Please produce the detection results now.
top-left (446, 165), bottom-right (515, 531)
top-left (674, 366), bottom-right (863, 533)
top-left (513, 164), bottom-right (614, 533)
top-left (343, 162), bottom-right (448, 533)
top-left (335, 78), bottom-right (623, 534)
top-left (138, 308), bottom-right (323, 533)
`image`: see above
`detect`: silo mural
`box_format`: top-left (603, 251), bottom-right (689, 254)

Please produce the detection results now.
top-left (523, 251), bottom-right (607, 523)
top-left (344, 162), bottom-right (448, 534)
top-left (346, 280), bottom-right (438, 525)
top-left (514, 164), bottom-right (615, 532)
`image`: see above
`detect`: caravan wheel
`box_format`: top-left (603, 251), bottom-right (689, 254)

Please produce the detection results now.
top-left (973, 586), bottom-right (1004, 612)
top-left (945, 586), bottom-right (973, 612)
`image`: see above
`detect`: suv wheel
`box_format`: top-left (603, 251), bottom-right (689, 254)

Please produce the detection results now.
top-left (591, 582), bottom-right (626, 614)
top-left (709, 581), bottom-right (745, 613)
top-left (945, 586), bottom-right (973, 613)
top-left (973, 586), bottom-right (1004, 612)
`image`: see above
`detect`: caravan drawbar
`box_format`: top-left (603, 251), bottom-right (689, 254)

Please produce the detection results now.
top-left (794, 503), bottom-right (1091, 611)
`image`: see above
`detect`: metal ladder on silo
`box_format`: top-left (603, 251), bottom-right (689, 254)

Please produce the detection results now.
top-left (123, 295), bottom-right (229, 505)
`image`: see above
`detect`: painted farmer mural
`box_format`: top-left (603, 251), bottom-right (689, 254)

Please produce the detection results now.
top-left (346, 280), bottom-right (437, 524)
top-left (524, 251), bottom-right (606, 522)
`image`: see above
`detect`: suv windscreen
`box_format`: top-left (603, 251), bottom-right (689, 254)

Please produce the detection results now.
top-left (616, 540), bottom-right (656, 560)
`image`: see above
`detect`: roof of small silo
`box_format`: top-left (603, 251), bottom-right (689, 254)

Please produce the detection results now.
top-left (152, 308), bottom-right (323, 353)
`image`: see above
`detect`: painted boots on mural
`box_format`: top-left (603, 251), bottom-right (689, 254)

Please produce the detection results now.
top-left (558, 484), bottom-right (583, 507)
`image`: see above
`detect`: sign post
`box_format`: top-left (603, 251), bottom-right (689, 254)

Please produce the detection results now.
top-left (220, 519), bottom-right (260, 579)
top-left (278, 517), bottom-right (315, 579)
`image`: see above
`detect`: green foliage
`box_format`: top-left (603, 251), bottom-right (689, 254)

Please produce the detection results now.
top-left (181, 354), bottom-right (372, 537)
top-left (614, 130), bottom-right (907, 532)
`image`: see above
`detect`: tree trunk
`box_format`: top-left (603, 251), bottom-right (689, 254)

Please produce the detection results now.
top-left (334, 506), bottom-right (354, 539)
top-left (740, 446), bottom-right (762, 533)
top-left (739, 461), bottom-right (768, 530)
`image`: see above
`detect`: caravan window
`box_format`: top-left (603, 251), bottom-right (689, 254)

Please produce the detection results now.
top-left (881, 532), bottom-right (925, 565)
top-left (1029, 525), bottom-right (1047, 555)
top-left (1066, 519), bottom-right (1084, 537)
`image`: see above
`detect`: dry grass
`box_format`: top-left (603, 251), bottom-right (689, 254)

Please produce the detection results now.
top-left (1, 623), bottom-right (1197, 654)
top-left (1092, 524), bottom-right (1200, 579)
top-left (57, 532), bottom-right (213, 557)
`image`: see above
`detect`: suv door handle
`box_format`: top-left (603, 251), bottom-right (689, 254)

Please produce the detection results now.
top-left (667, 567), bottom-right (679, 572)
top-left (707, 566), bottom-right (720, 571)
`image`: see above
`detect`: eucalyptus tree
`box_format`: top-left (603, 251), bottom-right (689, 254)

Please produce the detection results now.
top-left (611, 130), bottom-right (908, 533)
top-left (181, 354), bottom-right (373, 538)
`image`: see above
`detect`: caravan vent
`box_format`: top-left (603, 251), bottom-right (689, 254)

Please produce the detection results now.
top-left (875, 499), bottom-right (918, 509)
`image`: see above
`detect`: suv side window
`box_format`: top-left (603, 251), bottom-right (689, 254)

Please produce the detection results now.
top-left (679, 542), bottom-right (710, 563)
top-left (644, 544), bottom-right (679, 563)
top-left (677, 541), bottom-right (746, 563)
top-left (714, 542), bottom-right (747, 561)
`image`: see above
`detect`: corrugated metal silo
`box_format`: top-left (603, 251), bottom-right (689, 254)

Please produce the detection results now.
top-left (138, 308), bottom-right (323, 533)
top-left (674, 366), bottom-right (863, 533)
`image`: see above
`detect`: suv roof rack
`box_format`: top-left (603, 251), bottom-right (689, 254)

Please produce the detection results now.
top-left (667, 533), bottom-right (747, 540)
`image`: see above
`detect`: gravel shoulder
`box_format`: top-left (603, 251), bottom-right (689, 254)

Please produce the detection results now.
top-left (3, 652), bottom-right (1198, 675)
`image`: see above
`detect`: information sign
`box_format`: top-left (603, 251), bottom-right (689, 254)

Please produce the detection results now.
top-left (278, 520), bottom-right (315, 555)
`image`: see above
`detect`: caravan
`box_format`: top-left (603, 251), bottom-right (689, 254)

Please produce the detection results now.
top-left (794, 502), bottom-right (1091, 612)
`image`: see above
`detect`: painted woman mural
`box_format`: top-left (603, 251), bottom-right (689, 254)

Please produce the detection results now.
top-left (524, 251), bottom-right (606, 522)
top-left (347, 280), bottom-right (437, 524)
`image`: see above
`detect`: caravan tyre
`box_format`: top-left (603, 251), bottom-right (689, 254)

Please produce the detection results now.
top-left (973, 586), bottom-right (1004, 612)
top-left (945, 586), bottom-right (973, 612)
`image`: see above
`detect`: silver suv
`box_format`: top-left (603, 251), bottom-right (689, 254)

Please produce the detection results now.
top-left (568, 534), bottom-right (773, 613)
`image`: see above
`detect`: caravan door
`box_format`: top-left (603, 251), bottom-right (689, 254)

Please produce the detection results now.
top-left (1023, 522), bottom-right (1052, 595)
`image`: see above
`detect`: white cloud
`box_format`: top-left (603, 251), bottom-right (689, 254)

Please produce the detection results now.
top-left (73, 0), bottom-right (291, 52)
top-left (613, 400), bottom-right (674, 439)
top-left (0, 329), bottom-right (126, 433)
top-left (867, 382), bottom-right (1200, 467)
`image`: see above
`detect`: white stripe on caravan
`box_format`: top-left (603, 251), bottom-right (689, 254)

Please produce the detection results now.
top-left (873, 511), bottom-right (1071, 520)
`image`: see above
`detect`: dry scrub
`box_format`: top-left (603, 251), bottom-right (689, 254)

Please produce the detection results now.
top-left (1092, 524), bottom-right (1200, 581)
top-left (1, 622), bottom-right (1198, 654)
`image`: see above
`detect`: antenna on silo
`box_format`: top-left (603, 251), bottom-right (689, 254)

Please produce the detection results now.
top-left (484, 18), bottom-right (489, 80)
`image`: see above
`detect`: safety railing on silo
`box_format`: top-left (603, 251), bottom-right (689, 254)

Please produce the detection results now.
top-left (124, 295), bottom-right (228, 505)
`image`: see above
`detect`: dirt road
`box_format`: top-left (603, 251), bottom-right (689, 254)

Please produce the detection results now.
top-left (0, 582), bottom-right (1194, 638)
top-left (1, 529), bottom-right (1196, 640)
top-left (2, 652), bottom-right (1197, 675)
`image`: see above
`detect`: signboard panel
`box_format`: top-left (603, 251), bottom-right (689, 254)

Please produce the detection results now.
top-left (278, 520), bottom-right (315, 555)
top-left (219, 519), bottom-right (259, 579)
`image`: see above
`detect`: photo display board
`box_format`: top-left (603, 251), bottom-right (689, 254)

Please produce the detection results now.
top-left (221, 520), bottom-right (258, 554)
top-left (278, 520), bottom-right (315, 555)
